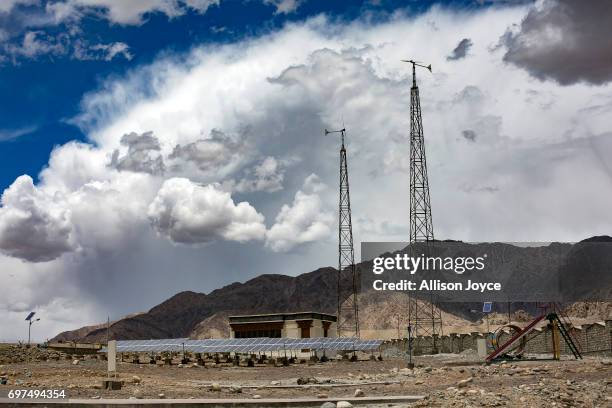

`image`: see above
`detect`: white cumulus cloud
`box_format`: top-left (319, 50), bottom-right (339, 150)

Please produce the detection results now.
top-left (266, 174), bottom-right (333, 252)
top-left (148, 178), bottom-right (267, 244)
top-left (0, 176), bottom-right (76, 262)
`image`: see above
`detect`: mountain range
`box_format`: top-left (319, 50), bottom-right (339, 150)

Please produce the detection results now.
top-left (52, 237), bottom-right (612, 342)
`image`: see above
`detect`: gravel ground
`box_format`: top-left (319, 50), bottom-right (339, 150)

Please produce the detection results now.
top-left (0, 352), bottom-right (610, 407)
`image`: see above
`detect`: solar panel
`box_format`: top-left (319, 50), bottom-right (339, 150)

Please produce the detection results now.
top-left (353, 339), bottom-right (383, 350)
top-left (101, 336), bottom-right (383, 354)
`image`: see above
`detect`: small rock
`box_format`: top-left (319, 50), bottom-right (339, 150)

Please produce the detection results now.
top-left (252, 394), bottom-right (261, 399)
top-left (229, 385), bottom-right (242, 394)
top-left (158, 393), bottom-right (165, 399)
top-left (91, 396), bottom-right (100, 399)
top-left (399, 368), bottom-right (412, 376)
top-left (131, 375), bottom-right (142, 384)
top-left (317, 393), bottom-right (329, 399)
top-left (72, 360), bottom-right (79, 365)
top-left (354, 388), bottom-right (364, 397)
top-left (320, 402), bottom-right (335, 408)
top-left (132, 388), bottom-right (143, 399)
top-left (270, 380), bottom-right (280, 385)
top-left (457, 377), bottom-right (473, 388)
top-left (210, 382), bottom-right (221, 391)
top-left (337, 401), bottom-right (353, 408)
top-left (415, 380), bottom-right (424, 385)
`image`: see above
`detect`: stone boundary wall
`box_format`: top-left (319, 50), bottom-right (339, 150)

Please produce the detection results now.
top-left (381, 319), bottom-right (612, 357)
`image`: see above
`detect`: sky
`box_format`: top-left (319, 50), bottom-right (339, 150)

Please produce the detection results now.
top-left (1, 0), bottom-right (611, 342)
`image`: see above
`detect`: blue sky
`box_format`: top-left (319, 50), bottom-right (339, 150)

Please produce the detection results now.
top-left (1, 0), bottom-right (611, 341)
top-left (0, 0), bottom-right (505, 192)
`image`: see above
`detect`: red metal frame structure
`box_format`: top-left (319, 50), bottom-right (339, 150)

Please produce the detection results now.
top-left (485, 303), bottom-right (582, 362)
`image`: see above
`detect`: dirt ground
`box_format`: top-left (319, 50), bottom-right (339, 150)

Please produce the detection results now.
top-left (0, 353), bottom-right (611, 407)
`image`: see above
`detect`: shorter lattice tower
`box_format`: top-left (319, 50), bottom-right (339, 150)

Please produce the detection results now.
top-left (325, 127), bottom-right (360, 338)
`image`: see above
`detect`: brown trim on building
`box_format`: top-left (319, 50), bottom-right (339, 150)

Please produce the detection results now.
top-left (229, 312), bottom-right (336, 324)
top-left (322, 321), bottom-right (332, 337)
top-left (296, 320), bottom-right (313, 329)
top-left (230, 322), bottom-right (283, 338)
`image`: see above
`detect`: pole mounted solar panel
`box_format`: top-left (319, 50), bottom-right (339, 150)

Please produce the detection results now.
top-left (25, 312), bottom-right (36, 321)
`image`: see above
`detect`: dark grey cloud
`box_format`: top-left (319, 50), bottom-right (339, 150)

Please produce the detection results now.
top-left (459, 184), bottom-right (499, 194)
top-left (110, 131), bottom-right (165, 175)
top-left (501, 0), bottom-right (612, 85)
top-left (462, 129), bottom-right (477, 142)
top-left (452, 85), bottom-right (485, 105)
top-left (168, 129), bottom-right (246, 174)
top-left (447, 38), bottom-right (473, 61)
top-left (232, 156), bottom-right (285, 193)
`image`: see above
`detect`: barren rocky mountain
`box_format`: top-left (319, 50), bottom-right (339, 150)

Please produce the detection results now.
top-left (52, 267), bottom-right (338, 342)
top-left (51, 237), bottom-right (612, 343)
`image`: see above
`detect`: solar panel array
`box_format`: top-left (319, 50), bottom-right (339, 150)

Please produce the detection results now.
top-left (100, 337), bottom-right (382, 354)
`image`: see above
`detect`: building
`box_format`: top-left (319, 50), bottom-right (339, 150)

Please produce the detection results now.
top-left (229, 312), bottom-right (337, 339)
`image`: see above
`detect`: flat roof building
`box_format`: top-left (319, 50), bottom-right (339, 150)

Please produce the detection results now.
top-left (229, 312), bottom-right (337, 339)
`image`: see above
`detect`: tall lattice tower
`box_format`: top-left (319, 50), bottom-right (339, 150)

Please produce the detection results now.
top-left (325, 127), bottom-right (360, 338)
top-left (403, 59), bottom-right (443, 351)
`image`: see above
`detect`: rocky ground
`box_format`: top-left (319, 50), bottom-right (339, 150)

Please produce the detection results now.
top-left (0, 345), bottom-right (610, 407)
